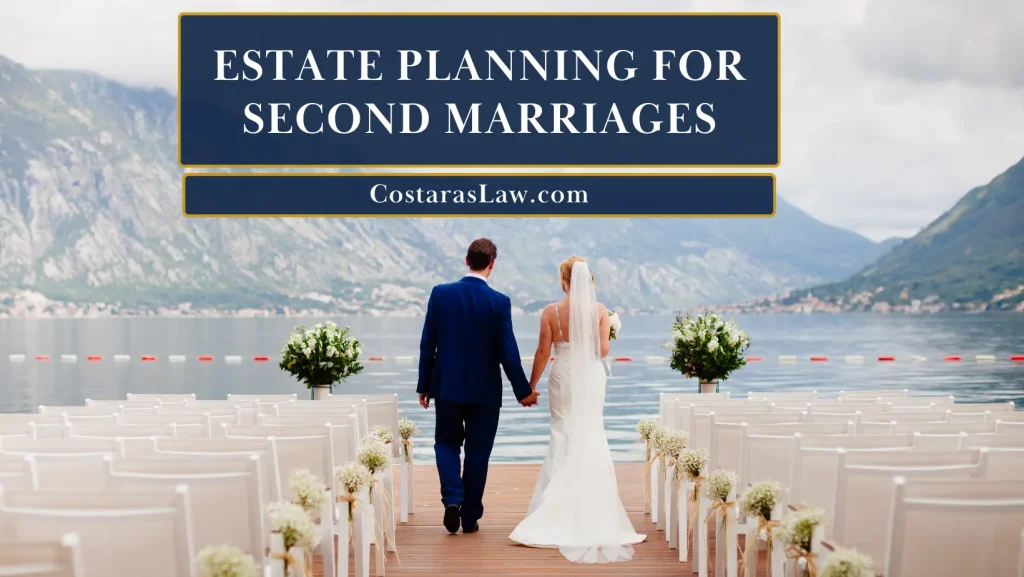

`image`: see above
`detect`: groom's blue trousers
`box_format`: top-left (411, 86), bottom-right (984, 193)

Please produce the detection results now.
top-left (434, 399), bottom-right (501, 525)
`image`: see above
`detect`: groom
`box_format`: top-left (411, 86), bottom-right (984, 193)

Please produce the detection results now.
top-left (417, 238), bottom-right (539, 534)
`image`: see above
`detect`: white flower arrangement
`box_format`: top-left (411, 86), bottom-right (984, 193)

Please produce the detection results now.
top-left (196, 544), bottom-right (259, 577)
top-left (289, 468), bottom-right (328, 514)
top-left (398, 416), bottom-right (420, 440)
top-left (637, 417), bottom-right (659, 441)
top-left (706, 468), bottom-right (737, 502)
top-left (678, 448), bottom-right (709, 480)
top-left (369, 424), bottom-right (394, 444)
top-left (740, 479), bottom-right (785, 521)
top-left (358, 439), bottom-right (390, 476)
top-left (664, 313), bottom-right (751, 383)
top-left (819, 548), bottom-right (874, 577)
top-left (279, 321), bottom-right (364, 392)
top-left (267, 501), bottom-right (322, 553)
top-left (335, 462), bottom-right (372, 496)
top-left (655, 429), bottom-right (688, 460)
top-left (776, 506), bottom-right (825, 553)
top-left (608, 310), bottom-right (622, 340)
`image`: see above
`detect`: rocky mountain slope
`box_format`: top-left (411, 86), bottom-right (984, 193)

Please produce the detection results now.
top-left (802, 156), bottom-right (1024, 311)
top-left (0, 55), bottom-right (893, 314)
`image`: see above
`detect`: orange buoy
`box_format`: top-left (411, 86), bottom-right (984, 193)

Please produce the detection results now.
top-left (878, 356), bottom-right (895, 362)
top-left (198, 355), bottom-right (214, 362)
top-left (747, 356), bottom-right (763, 362)
top-left (1011, 355), bottom-right (1024, 362)
top-left (368, 356), bottom-right (384, 361)
top-left (87, 355), bottom-right (102, 361)
top-left (943, 355), bottom-right (961, 362)
top-left (253, 356), bottom-right (270, 362)
top-left (35, 355), bottom-right (50, 361)
top-left (141, 355), bottom-right (157, 362)
top-left (614, 356), bottom-right (632, 362)
top-left (810, 356), bottom-right (829, 362)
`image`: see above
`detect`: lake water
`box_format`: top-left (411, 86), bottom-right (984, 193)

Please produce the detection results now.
top-left (1, 314), bottom-right (1021, 462)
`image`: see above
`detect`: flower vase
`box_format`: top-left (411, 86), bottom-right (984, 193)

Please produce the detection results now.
top-left (311, 385), bottom-right (331, 400)
top-left (699, 379), bottom-right (719, 394)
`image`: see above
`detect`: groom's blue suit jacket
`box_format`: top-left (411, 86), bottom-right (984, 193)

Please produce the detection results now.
top-left (417, 276), bottom-right (532, 407)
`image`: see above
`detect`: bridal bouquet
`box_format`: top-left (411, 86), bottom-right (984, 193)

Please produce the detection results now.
top-left (279, 321), bottom-right (364, 392)
top-left (608, 310), bottom-right (622, 340)
top-left (196, 545), bottom-right (258, 577)
top-left (665, 313), bottom-right (750, 385)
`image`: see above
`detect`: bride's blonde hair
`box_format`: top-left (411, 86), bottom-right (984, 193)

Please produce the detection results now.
top-left (559, 256), bottom-right (589, 291)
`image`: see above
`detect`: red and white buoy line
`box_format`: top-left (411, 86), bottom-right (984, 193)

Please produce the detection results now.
top-left (6, 353), bottom-right (1024, 364)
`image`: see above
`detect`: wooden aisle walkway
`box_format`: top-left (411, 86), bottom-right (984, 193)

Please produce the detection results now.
top-left (319, 462), bottom-right (721, 577)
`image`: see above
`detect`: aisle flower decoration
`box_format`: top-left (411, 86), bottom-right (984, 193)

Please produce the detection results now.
top-left (196, 544), bottom-right (258, 577)
top-left (777, 507), bottom-right (826, 576)
top-left (740, 479), bottom-right (785, 573)
top-left (358, 439), bottom-right (391, 478)
top-left (608, 310), bottom-right (622, 340)
top-left (398, 416), bottom-right (420, 464)
top-left (279, 321), bottom-right (364, 397)
top-left (289, 468), bottom-right (328, 515)
top-left (637, 417), bottom-right (660, 511)
top-left (657, 430), bottom-right (689, 477)
top-left (704, 468), bottom-right (738, 572)
top-left (819, 548), bottom-right (874, 577)
top-left (678, 448), bottom-right (709, 499)
top-left (334, 462), bottom-right (372, 527)
top-left (370, 424), bottom-right (394, 444)
top-left (664, 313), bottom-right (750, 391)
top-left (267, 501), bottom-right (321, 577)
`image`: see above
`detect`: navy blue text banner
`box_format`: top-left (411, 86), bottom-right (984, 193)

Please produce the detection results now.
top-left (182, 173), bottom-right (775, 217)
top-left (178, 13), bottom-right (780, 167)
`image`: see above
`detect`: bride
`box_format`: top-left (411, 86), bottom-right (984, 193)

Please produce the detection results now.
top-left (509, 256), bottom-right (646, 563)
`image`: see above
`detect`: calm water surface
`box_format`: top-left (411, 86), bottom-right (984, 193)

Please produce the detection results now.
top-left (1, 314), bottom-right (1021, 462)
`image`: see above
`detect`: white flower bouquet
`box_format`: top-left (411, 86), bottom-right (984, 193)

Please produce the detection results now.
top-left (289, 468), bottom-right (328, 515)
top-left (664, 313), bottom-right (750, 385)
top-left (678, 448), bottom-right (708, 481)
top-left (819, 548), bottom-right (874, 577)
top-left (358, 439), bottom-right (390, 478)
top-left (776, 506), bottom-right (825, 554)
top-left (608, 310), bottom-right (622, 340)
top-left (398, 416), bottom-right (420, 463)
top-left (196, 544), bottom-right (258, 577)
top-left (655, 430), bottom-right (688, 461)
top-left (334, 462), bottom-right (371, 521)
top-left (279, 321), bottom-right (364, 393)
top-left (706, 468), bottom-right (737, 502)
top-left (637, 417), bottom-right (659, 441)
top-left (740, 479), bottom-right (784, 521)
top-left (369, 425), bottom-right (394, 444)
top-left (267, 500), bottom-right (322, 553)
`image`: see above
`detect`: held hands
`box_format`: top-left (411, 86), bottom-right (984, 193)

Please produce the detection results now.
top-left (519, 390), bottom-right (540, 407)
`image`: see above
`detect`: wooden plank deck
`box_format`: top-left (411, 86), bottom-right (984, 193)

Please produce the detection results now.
top-left (317, 462), bottom-right (761, 577)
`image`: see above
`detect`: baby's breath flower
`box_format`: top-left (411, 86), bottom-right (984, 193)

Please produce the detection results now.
top-left (267, 501), bottom-right (321, 553)
top-left (370, 425), bottom-right (394, 444)
top-left (740, 479), bottom-right (785, 521)
top-left (637, 417), bottom-right (659, 440)
top-left (289, 469), bottom-right (328, 513)
top-left (678, 449), bottom-right (709, 479)
top-left (334, 462), bottom-right (372, 495)
top-left (776, 506), bottom-right (825, 552)
top-left (398, 417), bottom-right (420, 440)
top-left (706, 468), bottom-right (737, 502)
top-left (196, 545), bottom-right (258, 577)
top-left (358, 439), bottom-right (390, 476)
top-left (819, 548), bottom-right (874, 577)
top-left (654, 430), bottom-right (688, 460)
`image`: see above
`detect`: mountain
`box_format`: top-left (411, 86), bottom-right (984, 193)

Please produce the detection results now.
top-left (801, 156), bottom-right (1024, 311)
top-left (0, 55), bottom-right (892, 315)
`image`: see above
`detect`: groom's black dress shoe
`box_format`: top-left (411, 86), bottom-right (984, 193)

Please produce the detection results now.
top-left (462, 521), bottom-right (479, 534)
top-left (443, 505), bottom-right (461, 534)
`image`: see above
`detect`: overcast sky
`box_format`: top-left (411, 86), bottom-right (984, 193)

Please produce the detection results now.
top-left (1, 0), bottom-right (1022, 241)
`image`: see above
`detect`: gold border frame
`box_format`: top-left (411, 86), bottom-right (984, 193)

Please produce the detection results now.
top-left (181, 171), bottom-right (777, 218)
top-left (177, 12), bottom-right (781, 169)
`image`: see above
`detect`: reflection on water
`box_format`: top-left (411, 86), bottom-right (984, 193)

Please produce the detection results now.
top-left (0, 315), bottom-right (1021, 462)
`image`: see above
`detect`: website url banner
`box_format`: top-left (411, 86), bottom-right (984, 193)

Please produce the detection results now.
top-left (182, 173), bottom-right (775, 217)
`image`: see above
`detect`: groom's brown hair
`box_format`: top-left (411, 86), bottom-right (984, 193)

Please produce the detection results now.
top-left (466, 238), bottom-right (498, 271)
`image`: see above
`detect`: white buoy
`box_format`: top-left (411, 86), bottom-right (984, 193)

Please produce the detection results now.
top-left (910, 355), bottom-right (927, 362)
top-left (60, 354), bottom-right (78, 363)
top-left (168, 355), bottom-right (186, 363)
top-left (394, 356), bottom-right (414, 363)
top-left (8, 354), bottom-right (26, 362)
top-left (845, 355), bottom-right (864, 363)
top-left (975, 354), bottom-right (996, 362)
top-left (778, 355), bottom-right (797, 362)
top-left (225, 355), bottom-right (242, 364)
top-left (645, 355), bottom-right (666, 364)
top-left (113, 354), bottom-right (131, 363)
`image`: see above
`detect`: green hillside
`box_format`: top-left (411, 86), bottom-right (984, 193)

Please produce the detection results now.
top-left (806, 156), bottom-right (1024, 311)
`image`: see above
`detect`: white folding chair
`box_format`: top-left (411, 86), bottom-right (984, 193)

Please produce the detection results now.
top-left (747, 390), bottom-right (818, 401)
top-left (895, 421), bottom-right (997, 435)
top-left (838, 389), bottom-right (909, 399)
top-left (104, 454), bottom-right (266, 558)
top-left (964, 434), bottom-right (1024, 449)
top-left (889, 396), bottom-right (955, 407)
top-left (24, 454), bottom-right (111, 490)
top-left (0, 533), bottom-right (84, 577)
top-left (0, 485), bottom-right (195, 577)
top-left (0, 455), bottom-right (31, 490)
top-left (832, 456), bottom-right (983, 562)
top-left (226, 393), bottom-right (297, 402)
top-left (884, 476), bottom-right (1024, 577)
top-left (0, 438), bottom-right (117, 455)
top-left (38, 406), bottom-right (120, 416)
top-left (659, 392), bottom-right (732, 428)
top-left (996, 421), bottom-right (1024, 434)
top-left (979, 447), bottom-right (1024, 479)
top-left (0, 414), bottom-right (64, 426)
top-left (126, 393), bottom-right (196, 402)
top-left (152, 437), bottom-right (279, 503)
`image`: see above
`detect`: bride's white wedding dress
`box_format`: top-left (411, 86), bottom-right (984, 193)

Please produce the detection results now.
top-left (509, 262), bottom-right (645, 563)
